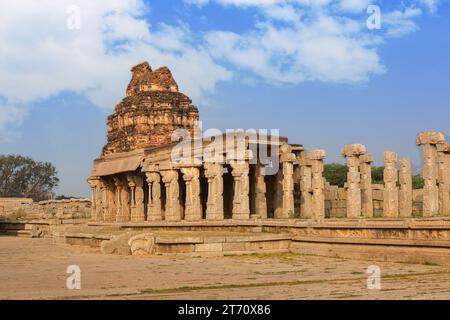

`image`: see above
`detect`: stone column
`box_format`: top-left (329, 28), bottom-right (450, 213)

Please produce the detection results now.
top-left (416, 132), bottom-right (445, 217)
top-left (307, 149), bottom-right (326, 220)
top-left (161, 170), bottom-right (181, 221)
top-left (87, 177), bottom-right (99, 221)
top-left (127, 175), bottom-right (145, 222)
top-left (230, 160), bottom-right (250, 220)
top-left (127, 176), bottom-right (137, 221)
top-left (181, 167), bottom-right (202, 221)
top-left (113, 177), bottom-right (130, 222)
top-left (383, 151), bottom-right (399, 218)
top-left (204, 163), bottom-right (224, 220)
top-left (254, 163), bottom-right (267, 219)
top-left (399, 158), bottom-right (413, 217)
top-left (280, 144), bottom-right (295, 219)
top-left (342, 144), bottom-right (366, 218)
top-left (299, 152), bottom-right (312, 219)
top-left (437, 142), bottom-right (450, 216)
top-left (104, 180), bottom-right (116, 222)
top-left (360, 154), bottom-right (374, 218)
top-left (145, 172), bottom-right (162, 221)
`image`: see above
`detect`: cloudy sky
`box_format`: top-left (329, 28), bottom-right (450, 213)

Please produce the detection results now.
top-left (0, 0), bottom-right (449, 197)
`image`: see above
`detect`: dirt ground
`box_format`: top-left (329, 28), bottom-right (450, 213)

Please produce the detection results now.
top-left (1, 236), bottom-right (450, 300)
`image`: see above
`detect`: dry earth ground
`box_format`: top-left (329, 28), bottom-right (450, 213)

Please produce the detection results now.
top-left (1, 236), bottom-right (449, 300)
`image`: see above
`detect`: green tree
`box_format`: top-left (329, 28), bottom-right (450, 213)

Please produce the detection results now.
top-left (323, 163), bottom-right (348, 187)
top-left (412, 174), bottom-right (425, 189)
top-left (371, 166), bottom-right (384, 184)
top-left (0, 155), bottom-right (59, 201)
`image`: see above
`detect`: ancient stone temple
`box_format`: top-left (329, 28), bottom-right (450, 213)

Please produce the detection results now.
top-left (102, 62), bottom-right (199, 156)
top-left (88, 62), bottom-right (450, 224)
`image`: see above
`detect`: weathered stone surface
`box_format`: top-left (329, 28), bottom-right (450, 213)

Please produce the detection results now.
top-left (102, 62), bottom-right (199, 155)
top-left (128, 233), bottom-right (156, 256)
top-left (416, 132), bottom-right (445, 145)
top-left (383, 151), bottom-right (399, 217)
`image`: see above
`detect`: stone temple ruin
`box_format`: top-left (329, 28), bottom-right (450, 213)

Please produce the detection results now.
top-left (59, 61), bottom-right (450, 261)
top-left (87, 62), bottom-right (450, 224)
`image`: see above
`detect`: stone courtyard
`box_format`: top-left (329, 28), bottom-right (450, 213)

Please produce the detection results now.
top-left (1, 235), bottom-right (449, 300)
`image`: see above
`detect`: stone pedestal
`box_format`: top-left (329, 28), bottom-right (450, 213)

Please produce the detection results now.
top-left (181, 167), bottom-right (202, 221)
top-left (417, 132), bottom-right (445, 217)
top-left (161, 170), bottom-right (181, 221)
top-left (230, 160), bottom-right (250, 220)
top-left (399, 158), bottom-right (413, 217)
top-left (204, 163), bottom-right (224, 220)
top-left (383, 151), bottom-right (399, 218)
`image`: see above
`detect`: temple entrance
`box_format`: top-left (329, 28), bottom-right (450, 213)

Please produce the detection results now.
top-left (160, 180), bottom-right (166, 220)
top-left (179, 173), bottom-right (186, 220)
top-left (249, 164), bottom-right (256, 216)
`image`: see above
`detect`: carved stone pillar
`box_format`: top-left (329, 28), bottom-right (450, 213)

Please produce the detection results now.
top-left (254, 163), bottom-right (267, 219)
top-left (307, 149), bottom-right (326, 220)
top-left (416, 132), bottom-right (445, 217)
top-left (113, 177), bottom-right (130, 222)
top-left (342, 144), bottom-right (366, 218)
top-left (230, 160), bottom-right (250, 220)
top-left (145, 172), bottom-right (162, 221)
top-left (161, 170), bottom-right (181, 221)
top-left (299, 152), bottom-right (312, 219)
top-left (87, 177), bottom-right (99, 221)
top-left (383, 151), bottom-right (399, 218)
top-left (181, 167), bottom-right (202, 221)
top-left (280, 144), bottom-right (294, 219)
top-left (437, 142), bottom-right (450, 216)
top-left (360, 154), bottom-right (374, 218)
top-left (104, 180), bottom-right (116, 222)
top-left (127, 175), bottom-right (145, 222)
top-left (204, 163), bottom-right (224, 220)
top-left (399, 158), bottom-right (413, 217)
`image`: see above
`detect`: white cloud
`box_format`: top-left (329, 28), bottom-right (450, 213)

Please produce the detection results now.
top-left (0, 101), bottom-right (27, 143)
top-left (0, 0), bottom-right (231, 136)
top-left (383, 7), bottom-right (423, 38)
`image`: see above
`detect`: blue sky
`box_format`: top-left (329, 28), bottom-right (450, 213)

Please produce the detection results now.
top-left (0, 0), bottom-right (449, 197)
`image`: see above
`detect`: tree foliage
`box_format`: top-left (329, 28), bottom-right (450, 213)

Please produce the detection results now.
top-left (0, 155), bottom-right (59, 201)
top-left (324, 163), bottom-right (423, 189)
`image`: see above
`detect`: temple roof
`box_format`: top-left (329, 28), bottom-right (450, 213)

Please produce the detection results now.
top-left (126, 62), bottom-right (179, 96)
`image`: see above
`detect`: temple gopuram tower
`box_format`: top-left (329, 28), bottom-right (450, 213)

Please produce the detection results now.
top-left (102, 62), bottom-right (199, 155)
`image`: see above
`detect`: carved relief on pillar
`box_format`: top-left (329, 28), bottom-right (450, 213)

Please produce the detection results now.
top-left (399, 158), bottom-right (413, 217)
top-left (416, 132), bottom-right (445, 217)
top-left (145, 172), bottom-right (162, 221)
top-left (342, 144), bottom-right (366, 218)
top-left (113, 176), bottom-right (130, 222)
top-left (307, 149), bottom-right (326, 220)
top-left (359, 153), bottom-right (374, 218)
top-left (437, 142), bottom-right (450, 216)
top-left (127, 175), bottom-right (145, 222)
top-left (383, 151), bottom-right (399, 218)
top-left (87, 177), bottom-right (100, 221)
top-left (299, 151), bottom-right (312, 219)
top-left (161, 170), bottom-right (181, 221)
top-left (104, 179), bottom-right (116, 222)
top-left (254, 163), bottom-right (267, 219)
top-left (204, 162), bottom-right (224, 220)
top-left (279, 144), bottom-right (295, 219)
top-left (181, 167), bottom-right (202, 221)
top-left (230, 160), bottom-right (250, 220)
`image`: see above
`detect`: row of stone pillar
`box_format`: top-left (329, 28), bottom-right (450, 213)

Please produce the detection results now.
top-left (341, 131), bottom-right (450, 218)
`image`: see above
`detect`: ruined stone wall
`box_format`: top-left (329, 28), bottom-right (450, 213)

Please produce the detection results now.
top-left (0, 198), bottom-right (91, 220)
top-left (324, 184), bottom-right (425, 218)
